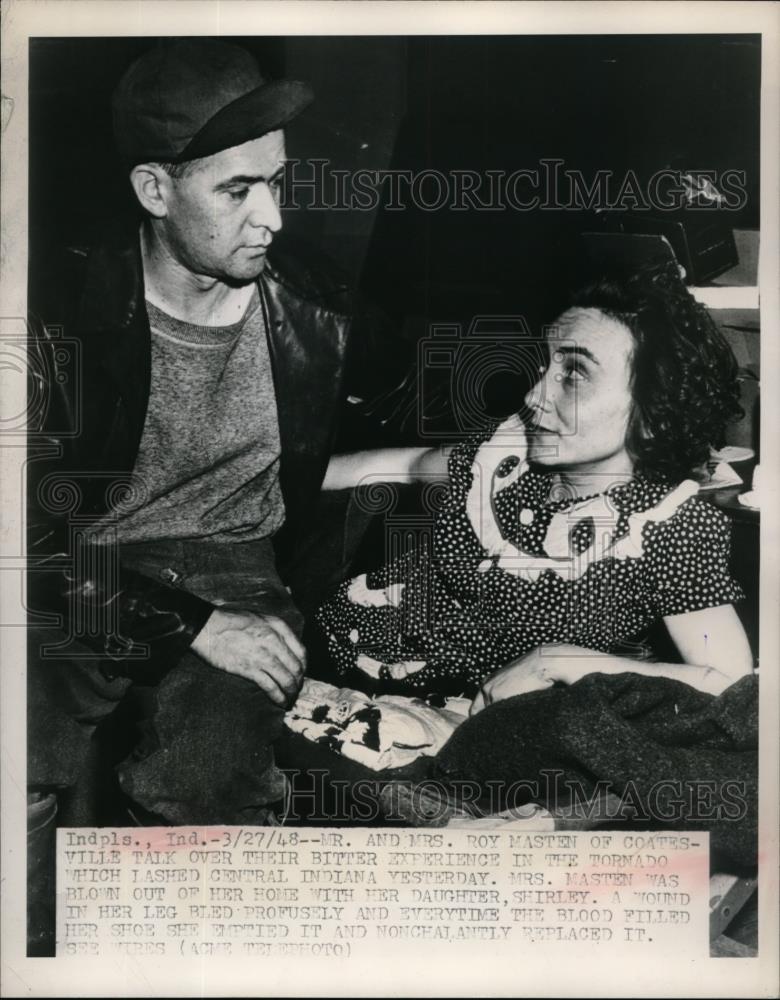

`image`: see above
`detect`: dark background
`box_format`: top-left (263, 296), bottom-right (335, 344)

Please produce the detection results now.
top-left (29, 34), bottom-right (760, 338)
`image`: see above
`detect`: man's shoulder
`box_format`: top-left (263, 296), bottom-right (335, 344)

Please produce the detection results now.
top-left (29, 217), bottom-right (141, 328)
top-left (264, 233), bottom-right (353, 314)
top-left (29, 240), bottom-right (89, 314)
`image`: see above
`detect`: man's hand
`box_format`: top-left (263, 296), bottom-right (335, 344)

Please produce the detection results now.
top-left (190, 608), bottom-right (306, 707)
top-left (470, 646), bottom-right (557, 716)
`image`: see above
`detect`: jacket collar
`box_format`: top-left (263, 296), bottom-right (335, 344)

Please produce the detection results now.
top-left (76, 220), bottom-right (350, 333)
top-left (70, 218), bottom-right (151, 444)
top-left (77, 217), bottom-right (147, 335)
top-left (73, 219), bottom-right (349, 472)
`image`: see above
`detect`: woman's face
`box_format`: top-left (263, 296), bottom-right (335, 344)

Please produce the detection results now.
top-left (524, 307), bottom-right (636, 478)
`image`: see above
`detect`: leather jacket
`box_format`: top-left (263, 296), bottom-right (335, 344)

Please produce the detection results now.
top-left (26, 220), bottom-right (389, 677)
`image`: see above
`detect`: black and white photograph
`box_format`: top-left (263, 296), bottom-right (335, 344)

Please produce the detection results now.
top-left (1, 2), bottom-right (778, 996)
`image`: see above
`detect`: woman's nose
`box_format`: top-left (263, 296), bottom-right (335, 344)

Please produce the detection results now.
top-left (524, 371), bottom-right (547, 413)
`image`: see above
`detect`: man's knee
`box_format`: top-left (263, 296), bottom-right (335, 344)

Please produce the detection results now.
top-left (117, 655), bottom-right (289, 824)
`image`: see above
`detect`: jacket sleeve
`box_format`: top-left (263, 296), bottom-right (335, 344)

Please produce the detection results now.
top-left (26, 308), bottom-right (215, 681)
top-left (27, 539), bottom-right (215, 680)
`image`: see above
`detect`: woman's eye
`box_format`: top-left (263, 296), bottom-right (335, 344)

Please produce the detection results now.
top-left (564, 365), bottom-right (586, 383)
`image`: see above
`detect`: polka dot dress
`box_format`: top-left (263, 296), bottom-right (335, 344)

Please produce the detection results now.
top-left (316, 431), bottom-right (744, 698)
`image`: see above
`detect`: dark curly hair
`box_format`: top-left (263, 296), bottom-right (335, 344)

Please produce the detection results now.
top-left (563, 263), bottom-right (744, 482)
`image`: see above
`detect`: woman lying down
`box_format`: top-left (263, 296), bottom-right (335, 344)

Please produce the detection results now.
top-left (317, 263), bottom-right (753, 708)
top-left (300, 264), bottom-right (758, 862)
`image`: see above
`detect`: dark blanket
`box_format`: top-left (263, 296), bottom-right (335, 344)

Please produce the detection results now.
top-left (433, 673), bottom-right (758, 869)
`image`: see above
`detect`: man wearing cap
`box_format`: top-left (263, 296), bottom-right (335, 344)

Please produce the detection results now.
top-left (27, 38), bottom-right (393, 824)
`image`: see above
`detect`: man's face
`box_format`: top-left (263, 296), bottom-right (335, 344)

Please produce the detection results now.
top-left (524, 307), bottom-right (636, 478)
top-left (160, 130), bottom-right (286, 283)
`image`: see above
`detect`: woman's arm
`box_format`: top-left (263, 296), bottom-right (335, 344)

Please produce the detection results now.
top-left (558, 605), bottom-right (753, 694)
top-left (661, 603), bottom-right (753, 686)
top-left (471, 603), bottom-right (754, 713)
top-left (322, 446), bottom-right (451, 491)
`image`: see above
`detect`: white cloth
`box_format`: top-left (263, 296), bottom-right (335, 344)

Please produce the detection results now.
top-left (285, 678), bottom-right (470, 770)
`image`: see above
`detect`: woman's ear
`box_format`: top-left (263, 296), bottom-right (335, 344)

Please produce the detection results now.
top-left (129, 164), bottom-right (169, 219)
top-left (624, 406), bottom-right (652, 472)
top-left (628, 397), bottom-right (653, 442)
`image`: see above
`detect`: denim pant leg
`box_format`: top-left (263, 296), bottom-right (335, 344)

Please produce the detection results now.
top-left (116, 539), bottom-right (298, 824)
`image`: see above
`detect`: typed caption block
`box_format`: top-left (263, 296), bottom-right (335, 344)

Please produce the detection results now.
top-left (57, 827), bottom-right (709, 958)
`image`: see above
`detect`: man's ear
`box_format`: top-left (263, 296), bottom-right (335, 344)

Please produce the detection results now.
top-left (129, 164), bottom-right (170, 219)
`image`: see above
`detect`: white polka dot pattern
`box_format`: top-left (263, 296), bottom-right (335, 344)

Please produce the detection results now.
top-left (316, 430), bottom-right (744, 697)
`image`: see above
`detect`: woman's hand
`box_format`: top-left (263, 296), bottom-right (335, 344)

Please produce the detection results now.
top-left (470, 622), bottom-right (753, 718)
top-left (470, 646), bottom-right (560, 715)
top-left (356, 652), bottom-right (427, 681)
